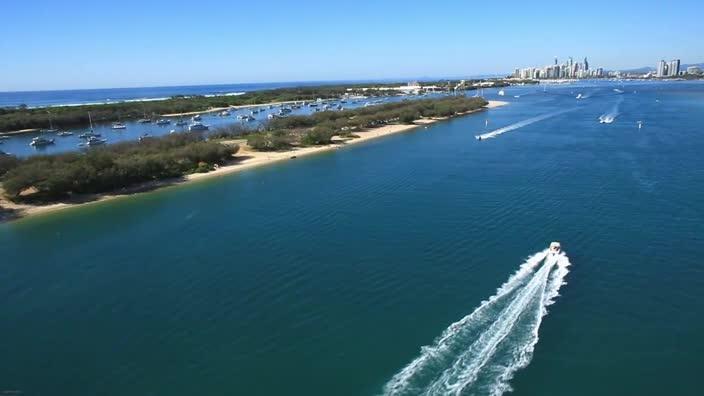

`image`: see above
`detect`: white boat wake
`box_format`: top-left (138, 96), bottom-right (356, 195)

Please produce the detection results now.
top-left (599, 97), bottom-right (623, 124)
top-left (476, 108), bottom-right (577, 140)
top-left (382, 250), bottom-right (570, 396)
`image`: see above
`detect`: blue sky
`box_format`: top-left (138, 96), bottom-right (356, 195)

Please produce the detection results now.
top-left (1, 0), bottom-right (702, 91)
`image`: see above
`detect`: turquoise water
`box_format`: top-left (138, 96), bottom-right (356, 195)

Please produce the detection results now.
top-left (1, 81), bottom-right (703, 395)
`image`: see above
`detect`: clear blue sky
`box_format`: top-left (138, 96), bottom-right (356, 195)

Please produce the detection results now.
top-left (1, 0), bottom-right (702, 91)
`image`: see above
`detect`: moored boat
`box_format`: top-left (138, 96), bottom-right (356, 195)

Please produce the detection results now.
top-left (29, 136), bottom-right (55, 147)
top-left (188, 122), bottom-right (209, 131)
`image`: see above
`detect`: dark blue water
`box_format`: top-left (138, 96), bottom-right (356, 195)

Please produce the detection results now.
top-left (1, 81), bottom-right (703, 395)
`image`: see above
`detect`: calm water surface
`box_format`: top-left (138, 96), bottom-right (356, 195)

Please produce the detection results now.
top-left (1, 81), bottom-right (703, 395)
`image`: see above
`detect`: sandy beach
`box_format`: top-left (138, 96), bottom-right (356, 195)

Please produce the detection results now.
top-left (0, 100), bottom-right (507, 222)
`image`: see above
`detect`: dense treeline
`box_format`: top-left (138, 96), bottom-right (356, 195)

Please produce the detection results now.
top-left (0, 80), bottom-right (504, 133)
top-left (247, 96), bottom-right (489, 150)
top-left (1, 134), bottom-right (237, 202)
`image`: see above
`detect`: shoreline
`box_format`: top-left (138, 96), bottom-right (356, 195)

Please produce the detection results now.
top-left (0, 100), bottom-right (508, 223)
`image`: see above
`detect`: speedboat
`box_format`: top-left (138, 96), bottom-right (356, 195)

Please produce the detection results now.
top-left (188, 122), bottom-right (209, 131)
top-left (576, 93), bottom-right (583, 100)
top-left (599, 115), bottom-right (614, 124)
top-left (549, 242), bottom-right (561, 256)
top-left (29, 136), bottom-right (55, 147)
top-left (112, 122), bottom-right (127, 129)
top-left (498, 89), bottom-right (505, 96)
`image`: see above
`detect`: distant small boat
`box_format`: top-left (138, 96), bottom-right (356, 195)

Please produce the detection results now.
top-left (78, 131), bottom-right (100, 139)
top-left (188, 122), bottom-right (208, 131)
top-left (192, 114), bottom-right (202, 121)
top-left (85, 136), bottom-right (107, 146)
top-left (513, 95), bottom-right (520, 98)
top-left (57, 131), bottom-right (73, 137)
top-left (219, 111), bottom-right (231, 117)
top-left (576, 94), bottom-right (583, 100)
top-left (0, 136), bottom-right (10, 140)
top-left (139, 133), bottom-right (151, 142)
top-left (43, 115), bottom-right (59, 133)
top-left (137, 118), bottom-right (152, 123)
top-left (498, 89), bottom-right (505, 96)
top-left (637, 121), bottom-right (643, 130)
top-left (30, 136), bottom-right (55, 147)
top-left (599, 115), bottom-right (614, 124)
top-left (155, 119), bottom-right (171, 125)
top-left (175, 119), bottom-right (188, 126)
top-left (112, 122), bottom-right (127, 129)
top-left (613, 88), bottom-right (624, 94)
top-left (549, 241), bottom-right (561, 256)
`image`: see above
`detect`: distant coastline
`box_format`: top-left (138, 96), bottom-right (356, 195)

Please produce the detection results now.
top-left (0, 80), bottom-right (511, 134)
top-left (0, 100), bottom-right (507, 222)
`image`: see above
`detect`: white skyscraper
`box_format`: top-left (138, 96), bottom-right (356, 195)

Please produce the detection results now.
top-left (657, 60), bottom-right (666, 77)
top-left (668, 59), bottom-right (680, 77)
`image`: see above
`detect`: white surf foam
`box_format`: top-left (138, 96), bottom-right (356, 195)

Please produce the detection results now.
top-left (383, 251), bottom-right (570, 396)
top-left (599, 96), bottom-right (624, 124)
top-left (476, 108), bottom-right (577, 140)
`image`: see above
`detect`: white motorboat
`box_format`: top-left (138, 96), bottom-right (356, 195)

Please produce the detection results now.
top-left (549, 242), bottom-right (561, 256)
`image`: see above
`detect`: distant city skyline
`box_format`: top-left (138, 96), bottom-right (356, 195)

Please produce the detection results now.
top-left (1, 0), bottom-right (703, 91)
top-left (513, 56), bottom-right (605, 80)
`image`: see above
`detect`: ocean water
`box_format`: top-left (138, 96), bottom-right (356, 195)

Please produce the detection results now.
top-left (1, 81), bottom-right (703, 395)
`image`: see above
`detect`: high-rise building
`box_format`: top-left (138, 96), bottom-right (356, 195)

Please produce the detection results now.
top-left (584, 57), bottom-right (589, 71)
top-left (668, 59), bottom-right (680, 76)
top-left (657, 60), bottom-right (666, 77)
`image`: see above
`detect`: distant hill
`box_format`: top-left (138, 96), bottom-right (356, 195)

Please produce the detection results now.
top-left (617, 62), bottom-right (703, 74)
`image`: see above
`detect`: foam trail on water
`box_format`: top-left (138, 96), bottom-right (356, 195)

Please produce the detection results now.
top-left (599, 96), bottom-right (624, 123)
top-left (476, 108), bottom-right (577, 140)
top-left (383, 251), bottom-right (570, 396)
